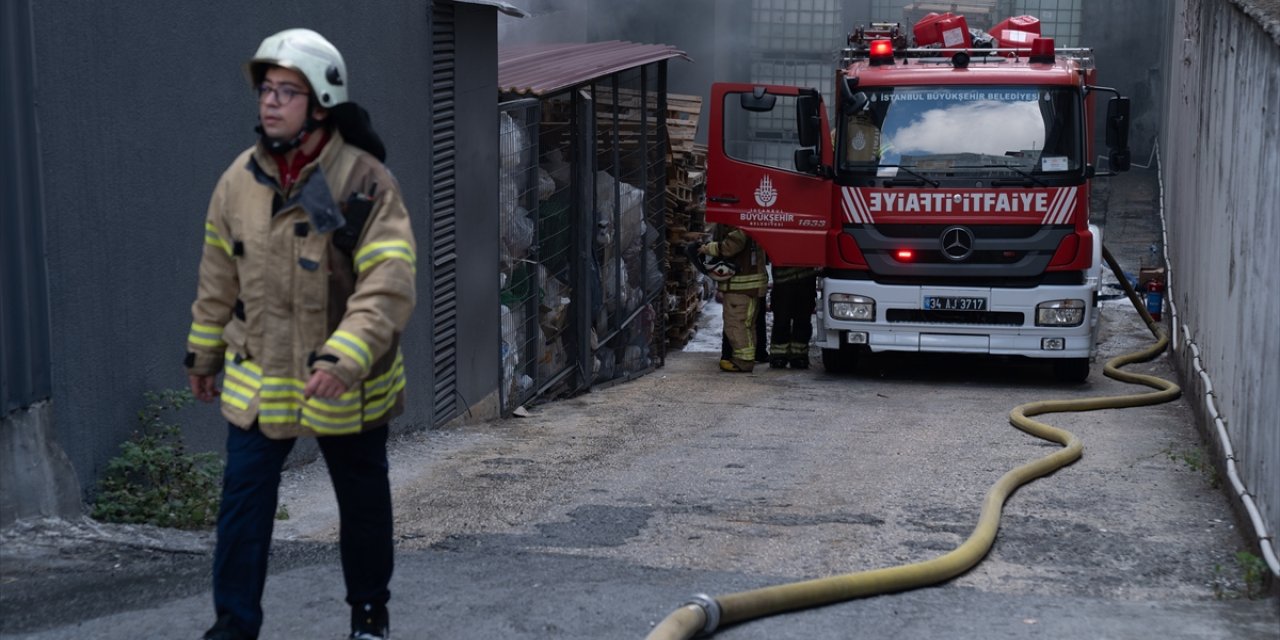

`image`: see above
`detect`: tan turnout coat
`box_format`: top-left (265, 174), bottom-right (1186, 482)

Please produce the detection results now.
top-left (185, 132), bottom-right (416, 439)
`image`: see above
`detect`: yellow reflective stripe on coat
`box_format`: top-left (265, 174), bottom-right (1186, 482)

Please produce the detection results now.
top-left (355, 240), bottom-right (416, 274)
top-left (301, 402), bottom-right (363, 434)
top-left (326, 330), bottom-right (372, 370)
top-left (221, 353), bottom-right (263, 411)
top-left (363, 351), bottom-right (406, 422)
top-left (204, 222), bottom-right (233, 257)
top-left (217, 353), bottom-right (403, 433)
top-left (362, 350), bottom-right (405, 398)
top-left (188, 322), bottom-right (226, 348)
top-left (724, 273), bottom-right (768, 291)
top-left (259, 375), bottom-right (364, 434)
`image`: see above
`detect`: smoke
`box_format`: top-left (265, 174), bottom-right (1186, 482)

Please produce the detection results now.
top-left (496, 0), bottom-right (1169, 154)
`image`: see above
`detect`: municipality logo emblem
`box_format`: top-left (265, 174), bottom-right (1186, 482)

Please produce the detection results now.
top-left (754, 175), bottom-right (778, 208)
top-left (852, 130), bottom-right (867, 151)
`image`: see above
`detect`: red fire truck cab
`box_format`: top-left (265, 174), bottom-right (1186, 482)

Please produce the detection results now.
top-left (705, 16), bottom-right (1132, 381)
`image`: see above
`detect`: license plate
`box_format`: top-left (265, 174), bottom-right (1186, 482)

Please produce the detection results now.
top-left (923, 296), bottom-right (987, 311)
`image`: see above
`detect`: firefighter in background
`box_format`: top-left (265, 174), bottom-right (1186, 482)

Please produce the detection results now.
top-left (699, 224), bottom-right (768, 372)
top-left (769, 266), bottom-right (820, 369)
top-left (720, 278), bottom-right (770, 365)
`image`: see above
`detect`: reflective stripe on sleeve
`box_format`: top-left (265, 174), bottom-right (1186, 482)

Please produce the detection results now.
top-left (354, 240), bottom-right (416, 274)
top-left (326, 330), bottom-right (372, 370)
top-left (188, 323), bottom-right (225, 348)
top-left (204, 222), bottom-right (234, 257)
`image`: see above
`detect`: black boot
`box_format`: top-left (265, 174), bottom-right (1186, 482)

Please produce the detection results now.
top-left (350, 603), bottom-right (389, 640)
top-left (203, 615), bottom-right (256, 640)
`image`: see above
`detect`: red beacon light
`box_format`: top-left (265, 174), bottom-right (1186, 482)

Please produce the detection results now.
top-left (869, 39), bottom-right (894, 65)
top-left (1029, 37), bottom-right (1055, 63)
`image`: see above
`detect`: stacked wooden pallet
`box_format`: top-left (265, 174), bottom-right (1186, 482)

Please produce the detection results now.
top-left (666, 94), bottom-right (702, 167)
top-left (664, 95), bottom-right (708, 349)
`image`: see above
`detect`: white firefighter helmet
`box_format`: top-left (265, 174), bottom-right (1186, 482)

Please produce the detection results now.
top-left (685, 243), bottom-right (738, 282)
top-left (246, 28), bottom-right (348, 108)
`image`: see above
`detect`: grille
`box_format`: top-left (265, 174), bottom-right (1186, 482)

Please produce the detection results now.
top-left (886, 309), bottom-right (1025, 326)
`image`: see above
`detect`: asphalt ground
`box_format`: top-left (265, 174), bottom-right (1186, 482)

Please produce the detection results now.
top-left (2, 168), bottom-right (1276, 639)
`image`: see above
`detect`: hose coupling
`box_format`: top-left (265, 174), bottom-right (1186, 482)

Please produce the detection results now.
top-left (682, 593), bottom-right (721, 636)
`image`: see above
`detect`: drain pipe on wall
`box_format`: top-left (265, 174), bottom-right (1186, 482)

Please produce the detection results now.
top-left (1156, 142), bottom-right (1280, 577)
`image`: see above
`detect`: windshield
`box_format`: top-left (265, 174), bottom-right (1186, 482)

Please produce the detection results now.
top-left (840, 85), bottom-right (1082, 179)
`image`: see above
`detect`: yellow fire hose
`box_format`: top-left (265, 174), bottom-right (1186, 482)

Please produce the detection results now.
top-left (646, 246), bottom-right (1182, 639)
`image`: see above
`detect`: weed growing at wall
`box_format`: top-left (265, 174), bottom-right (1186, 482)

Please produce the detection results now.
top-left (91, 389), bottom-right (222, 529)
top-left (1213, 551), bottom-right (1270, 600)
top-left (1163, 445), bottom-right (1221, 489)
top-left (1236, 551), bottom-right (1267, 599)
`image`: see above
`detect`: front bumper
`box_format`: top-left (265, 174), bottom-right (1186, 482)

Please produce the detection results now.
top-left (817, 278), bottom-right (1100, 359)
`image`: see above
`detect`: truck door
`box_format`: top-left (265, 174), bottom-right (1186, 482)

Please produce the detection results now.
top-left (707, 83), bottom-right (833, 267)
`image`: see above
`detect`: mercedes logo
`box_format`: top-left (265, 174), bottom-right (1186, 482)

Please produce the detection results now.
top-left (940, 226), bottom-right (974, 261)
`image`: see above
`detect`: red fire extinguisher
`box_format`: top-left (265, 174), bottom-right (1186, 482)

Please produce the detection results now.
top-left (1145, 279), bottom-right (1164, 321)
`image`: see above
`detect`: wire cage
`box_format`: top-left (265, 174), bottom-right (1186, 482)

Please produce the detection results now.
top-left (497, 61), bottom-right (670, 414)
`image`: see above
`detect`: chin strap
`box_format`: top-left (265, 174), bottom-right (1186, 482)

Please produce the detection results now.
top-left (255, 116), bottom-right (321, 155)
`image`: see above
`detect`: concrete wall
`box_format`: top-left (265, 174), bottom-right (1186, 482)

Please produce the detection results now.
top-left (13, 0), bottom-right (500, 505)
top-left (0, 404), bottom-right (81, 526)
top-left (1160, 0), bottom-right (1280, 569)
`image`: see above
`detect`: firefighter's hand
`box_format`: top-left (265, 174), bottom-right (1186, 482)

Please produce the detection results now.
top-left (304, 369), bottom-right (348, 400)
top-left (188, 374), bottom-right (220, 403)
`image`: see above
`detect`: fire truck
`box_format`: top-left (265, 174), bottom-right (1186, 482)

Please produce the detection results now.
top-left (705, 13), bottom-right (1132, 381)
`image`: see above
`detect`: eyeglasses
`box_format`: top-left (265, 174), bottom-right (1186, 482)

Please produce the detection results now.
top-left (256, 83), bottom-right (309, 105)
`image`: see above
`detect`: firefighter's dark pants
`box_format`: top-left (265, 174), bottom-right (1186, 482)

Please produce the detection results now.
top-left (213, 422), bottom-right (393, 637)
top-left (770, 276), bottom-right (817, 361)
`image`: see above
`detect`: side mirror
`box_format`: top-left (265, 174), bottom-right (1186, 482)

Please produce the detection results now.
top-left (740, 87), bottom-right (777, 113)
top-left (1106, 97), bottom-right (1131, 173)
top-left (848, 91), bottom-right (869, 114)
top-left (794, 147), bottom-right (820, 174)
top-left (1105, 96), bottom-right (1130, 149)
top-left (796, 92), bottom-right (822, 148)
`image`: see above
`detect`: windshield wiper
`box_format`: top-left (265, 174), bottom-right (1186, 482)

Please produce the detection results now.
top-left (951, 163), bottom-right (1048, 187)
top-left (879, 164), bottom-right (940, 188)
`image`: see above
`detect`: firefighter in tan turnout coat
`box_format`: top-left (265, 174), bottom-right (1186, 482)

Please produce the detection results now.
top-left (700, 224), bottom-right (768, 372)
top-left (185, 29), bottom-right (413, 640)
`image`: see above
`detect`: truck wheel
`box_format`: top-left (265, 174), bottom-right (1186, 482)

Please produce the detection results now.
top-left (1052, 358), bottom-right (1090, 383)
top-left (822, 347), bottom-right (859, 374)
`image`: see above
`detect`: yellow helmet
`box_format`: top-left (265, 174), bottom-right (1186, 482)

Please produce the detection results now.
top-left (246, 28), bottom-right (347, 108)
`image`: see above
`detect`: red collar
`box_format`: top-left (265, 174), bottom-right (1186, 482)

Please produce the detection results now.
top-left (272, 129), bottom-right (330, 190)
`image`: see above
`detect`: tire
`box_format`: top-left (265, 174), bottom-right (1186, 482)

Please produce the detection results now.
top-left (1052, 358), bottom-right (1090, 383)
top-left (822, 347), bottom-right (859, 374)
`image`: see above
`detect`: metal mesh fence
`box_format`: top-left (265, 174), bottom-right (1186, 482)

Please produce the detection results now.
top-left (498, 62), bottom-right (669, 412)
top-left (498, 98), bottom-right (546, 412)
top-left (590, 66), bottom-right (667, 385)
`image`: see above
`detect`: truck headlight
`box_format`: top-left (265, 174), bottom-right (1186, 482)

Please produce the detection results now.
top-left (830, 293), bottom-right (875, 321)
top-left (1036, 299), bottom-right (1085, 326)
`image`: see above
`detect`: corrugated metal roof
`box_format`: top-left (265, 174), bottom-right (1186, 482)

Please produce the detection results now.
top-left (452, 0), bottom-right (528, 18)
top-left (498, 40), bottom-right (690, 96)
